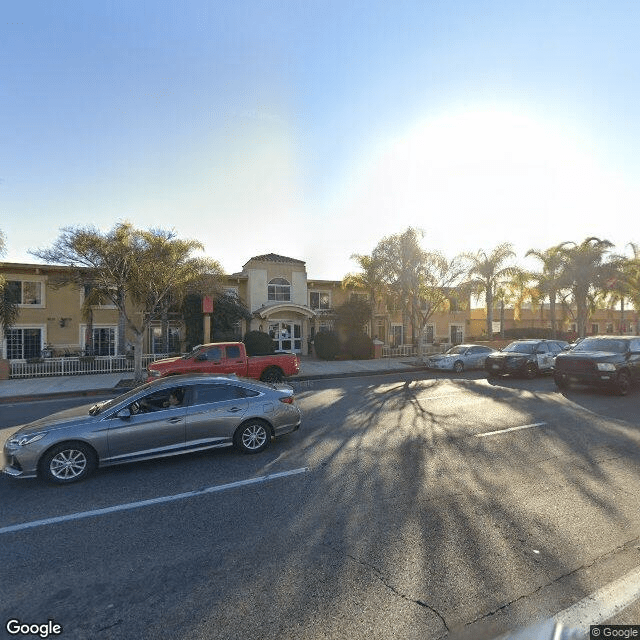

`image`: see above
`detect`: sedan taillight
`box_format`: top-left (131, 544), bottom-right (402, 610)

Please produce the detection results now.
top-left (279, 396), bottom-right (294, 404)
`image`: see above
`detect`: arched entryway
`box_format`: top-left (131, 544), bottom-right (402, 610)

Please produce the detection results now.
top-left (254, 303), bottom-right (316, 355)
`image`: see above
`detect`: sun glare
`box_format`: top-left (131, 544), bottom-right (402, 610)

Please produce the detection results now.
top-left (339, 107), bottom-right (635, 259)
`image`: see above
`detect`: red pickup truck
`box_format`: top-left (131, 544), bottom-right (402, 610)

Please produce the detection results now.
top-left (146, 342), bottom-right (300, 383)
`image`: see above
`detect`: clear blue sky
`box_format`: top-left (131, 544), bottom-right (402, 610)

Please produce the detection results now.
top-left (2, 1), bottom-right (639, 279)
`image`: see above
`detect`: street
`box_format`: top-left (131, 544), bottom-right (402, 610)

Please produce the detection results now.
top-left (1, 372), bottom-right (639, 639)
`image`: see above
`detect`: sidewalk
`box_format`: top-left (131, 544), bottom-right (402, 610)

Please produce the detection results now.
top-left (0, 356), bottom-right (427, 403)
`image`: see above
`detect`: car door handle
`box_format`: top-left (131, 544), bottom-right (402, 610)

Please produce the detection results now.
top-left (228, 407), bottom-right (242, 413)
top-left (167, 417), bottom-right (183, 423)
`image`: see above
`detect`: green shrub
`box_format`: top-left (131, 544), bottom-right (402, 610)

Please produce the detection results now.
top-left (342, 333), bottom-right (373, 359)
top-left (313, 330), bottom-right (340, 360)
top-left (243, 330), bottom-right (275, 356)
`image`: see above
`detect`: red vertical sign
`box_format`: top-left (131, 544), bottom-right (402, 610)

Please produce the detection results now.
top-left (202, 296), bottom-right (214, 314)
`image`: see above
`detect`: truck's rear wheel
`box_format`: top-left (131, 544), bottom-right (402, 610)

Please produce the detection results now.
top-left (260, 367), bottom-right (284, 383)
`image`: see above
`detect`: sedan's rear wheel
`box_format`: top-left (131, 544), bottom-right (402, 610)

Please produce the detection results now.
top-left (40, 442), bottom-right (96, 484)
top-left (234, 420), bottom-right (271, 454)
top-left (524, 363), bottom-right (538, 379)
top-left (453, 360), bottom-right (464, 373)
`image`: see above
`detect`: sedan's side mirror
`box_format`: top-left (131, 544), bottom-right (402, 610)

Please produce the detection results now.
top-left (116, 408), bottom-right (132, 419)
top-left (195, 353), bottom-right (207, 361)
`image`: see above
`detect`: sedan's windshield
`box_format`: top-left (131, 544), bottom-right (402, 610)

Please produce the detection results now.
top-left (445, 346), bottom-right (466, 355)
top-left (89, 383), bottom-right (154, 415)
top-left (502, 343), bottom-right (535, 354)
top-left (574, 338), bottom-right (627, 353)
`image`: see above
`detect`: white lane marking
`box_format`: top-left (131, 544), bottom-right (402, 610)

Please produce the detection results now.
top-left (488, 565), bottom-right (640, 639)
top-left (0, 467), bottom-right (309, 535)
top-left (475, 422), bottom-right (547, 438)
top-left (554, 564), bottom-right (640, 631)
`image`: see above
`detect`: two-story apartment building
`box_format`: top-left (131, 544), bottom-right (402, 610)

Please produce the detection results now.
top-left (1, 253), bottom-right (476, 360)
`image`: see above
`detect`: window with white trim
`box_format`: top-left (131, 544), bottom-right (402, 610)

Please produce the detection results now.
top-left (309, 291), bottom-right (330, 310)
top-left (421, 324), bottom-right (435, 344)
top-left (150, 325), bottom-right (181, 354)
top-left (90, 327), bottom-right (117, 356)
top-left (268, 278), bottom-right (291, 302)
top-left (6, 280), bottom-right (43, 306)
top-left (6, 328), bottom-right (42, 359)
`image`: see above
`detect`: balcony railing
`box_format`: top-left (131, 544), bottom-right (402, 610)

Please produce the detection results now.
top-left (9, 354), bottom-right (174, 379)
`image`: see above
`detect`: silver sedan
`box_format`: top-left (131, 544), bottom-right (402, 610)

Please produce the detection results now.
top-left (3, 374), bottom-right (301, 485)
top-left (426, 344), bottom-right (497, 373)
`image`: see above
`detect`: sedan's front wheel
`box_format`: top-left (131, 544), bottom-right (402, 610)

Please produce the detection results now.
top-left (40, 442), bottom-right (97, 484)
top-left (616, 371), bottom-right (631, 396)
top-left (234, 420), bottom-right (271, 454)
top-left (453, 360), bottom-right (464, 373)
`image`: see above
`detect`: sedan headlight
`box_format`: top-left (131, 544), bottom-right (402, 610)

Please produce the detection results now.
top-left (147, 369), bottom-right (161, 378)
top-left (7, 432), bottom-right (48, 447)
top-left (596, 362), bottom-right (616, 372)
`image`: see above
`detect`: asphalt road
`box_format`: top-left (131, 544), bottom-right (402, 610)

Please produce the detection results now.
top-left (1, 372), bottom-right (639, 640)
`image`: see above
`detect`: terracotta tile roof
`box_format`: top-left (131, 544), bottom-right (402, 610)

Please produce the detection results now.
top-left (244, 253), bottom-right (306, 265)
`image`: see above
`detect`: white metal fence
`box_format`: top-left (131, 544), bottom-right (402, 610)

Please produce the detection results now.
top-left (9, 354), bottom-right (174, 379)
top-left (381, 344), bottom-right (450, 358)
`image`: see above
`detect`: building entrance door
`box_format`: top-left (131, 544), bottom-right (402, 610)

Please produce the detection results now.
top-left (268, 321), bottom-right (302, 353)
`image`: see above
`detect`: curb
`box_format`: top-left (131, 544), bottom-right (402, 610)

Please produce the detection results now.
top-left (0, 366), bottom-right (430, 404)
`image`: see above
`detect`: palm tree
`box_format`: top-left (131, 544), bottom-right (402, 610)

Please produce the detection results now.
top-left (371, 228), bottom-right (429, 345)
top-left (343, 253), bottom-right (387, 339)
top-left (0, 230), bottom-right (20, 340)
top-left (625, 243), bottom-right (640, 320)
top-left (556, 237), bottom-right (619, 338)
top-left (606, 242), bottom-right (640, 334)
top-left (462, 243), bottom-right (519, 338)
top-left (526, 246), bottom-right (565, 337)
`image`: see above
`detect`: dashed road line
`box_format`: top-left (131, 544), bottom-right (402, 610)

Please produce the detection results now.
top-left (475, 422), bottom-right (547, 438)
top-left (0, 467), bottom-right (309, 535)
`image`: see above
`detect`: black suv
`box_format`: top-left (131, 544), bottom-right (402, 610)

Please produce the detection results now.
top-left (554, 336), bottom-right (640, 396)
top-left (485, 339), bottom-right (568, 379)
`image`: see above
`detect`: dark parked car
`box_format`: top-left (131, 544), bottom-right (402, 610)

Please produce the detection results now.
top-left (485, 339), bottom-right (568, 379)
top-left (554, 336), bottom-right (640, 395)
top-left (3, 374), bottom-right (301, 484)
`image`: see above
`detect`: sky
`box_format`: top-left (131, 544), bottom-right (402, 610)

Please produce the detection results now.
top-left (2, 0), bottom-right (640, 280)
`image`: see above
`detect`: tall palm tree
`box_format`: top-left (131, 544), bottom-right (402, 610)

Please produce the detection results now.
top-left (371, 228), bottom-right (428, 345)
top-left (343, 253), bottom-right (387, 339)
top-left (607, 242), bottom-right (640, 333)
top-left (462, 243), bottom-right (519, 338)
top-left (0, 230), bottom-right (20, 339)
top-left (526, 245), bottom-right (565, 337)
top-left (625, 243), bottom-right (640, 314)
top-left (556, 237), bottom-right (619, 338)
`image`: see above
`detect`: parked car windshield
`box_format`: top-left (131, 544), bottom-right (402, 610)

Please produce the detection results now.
top-left (182, 345), bottom-right (203, 359)
top-left (502, 342), bottom-right (535, 354)
top-left (573, 338), bottom-right (627, 353)
top-left (445, 346), bottom-right (466, 355)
